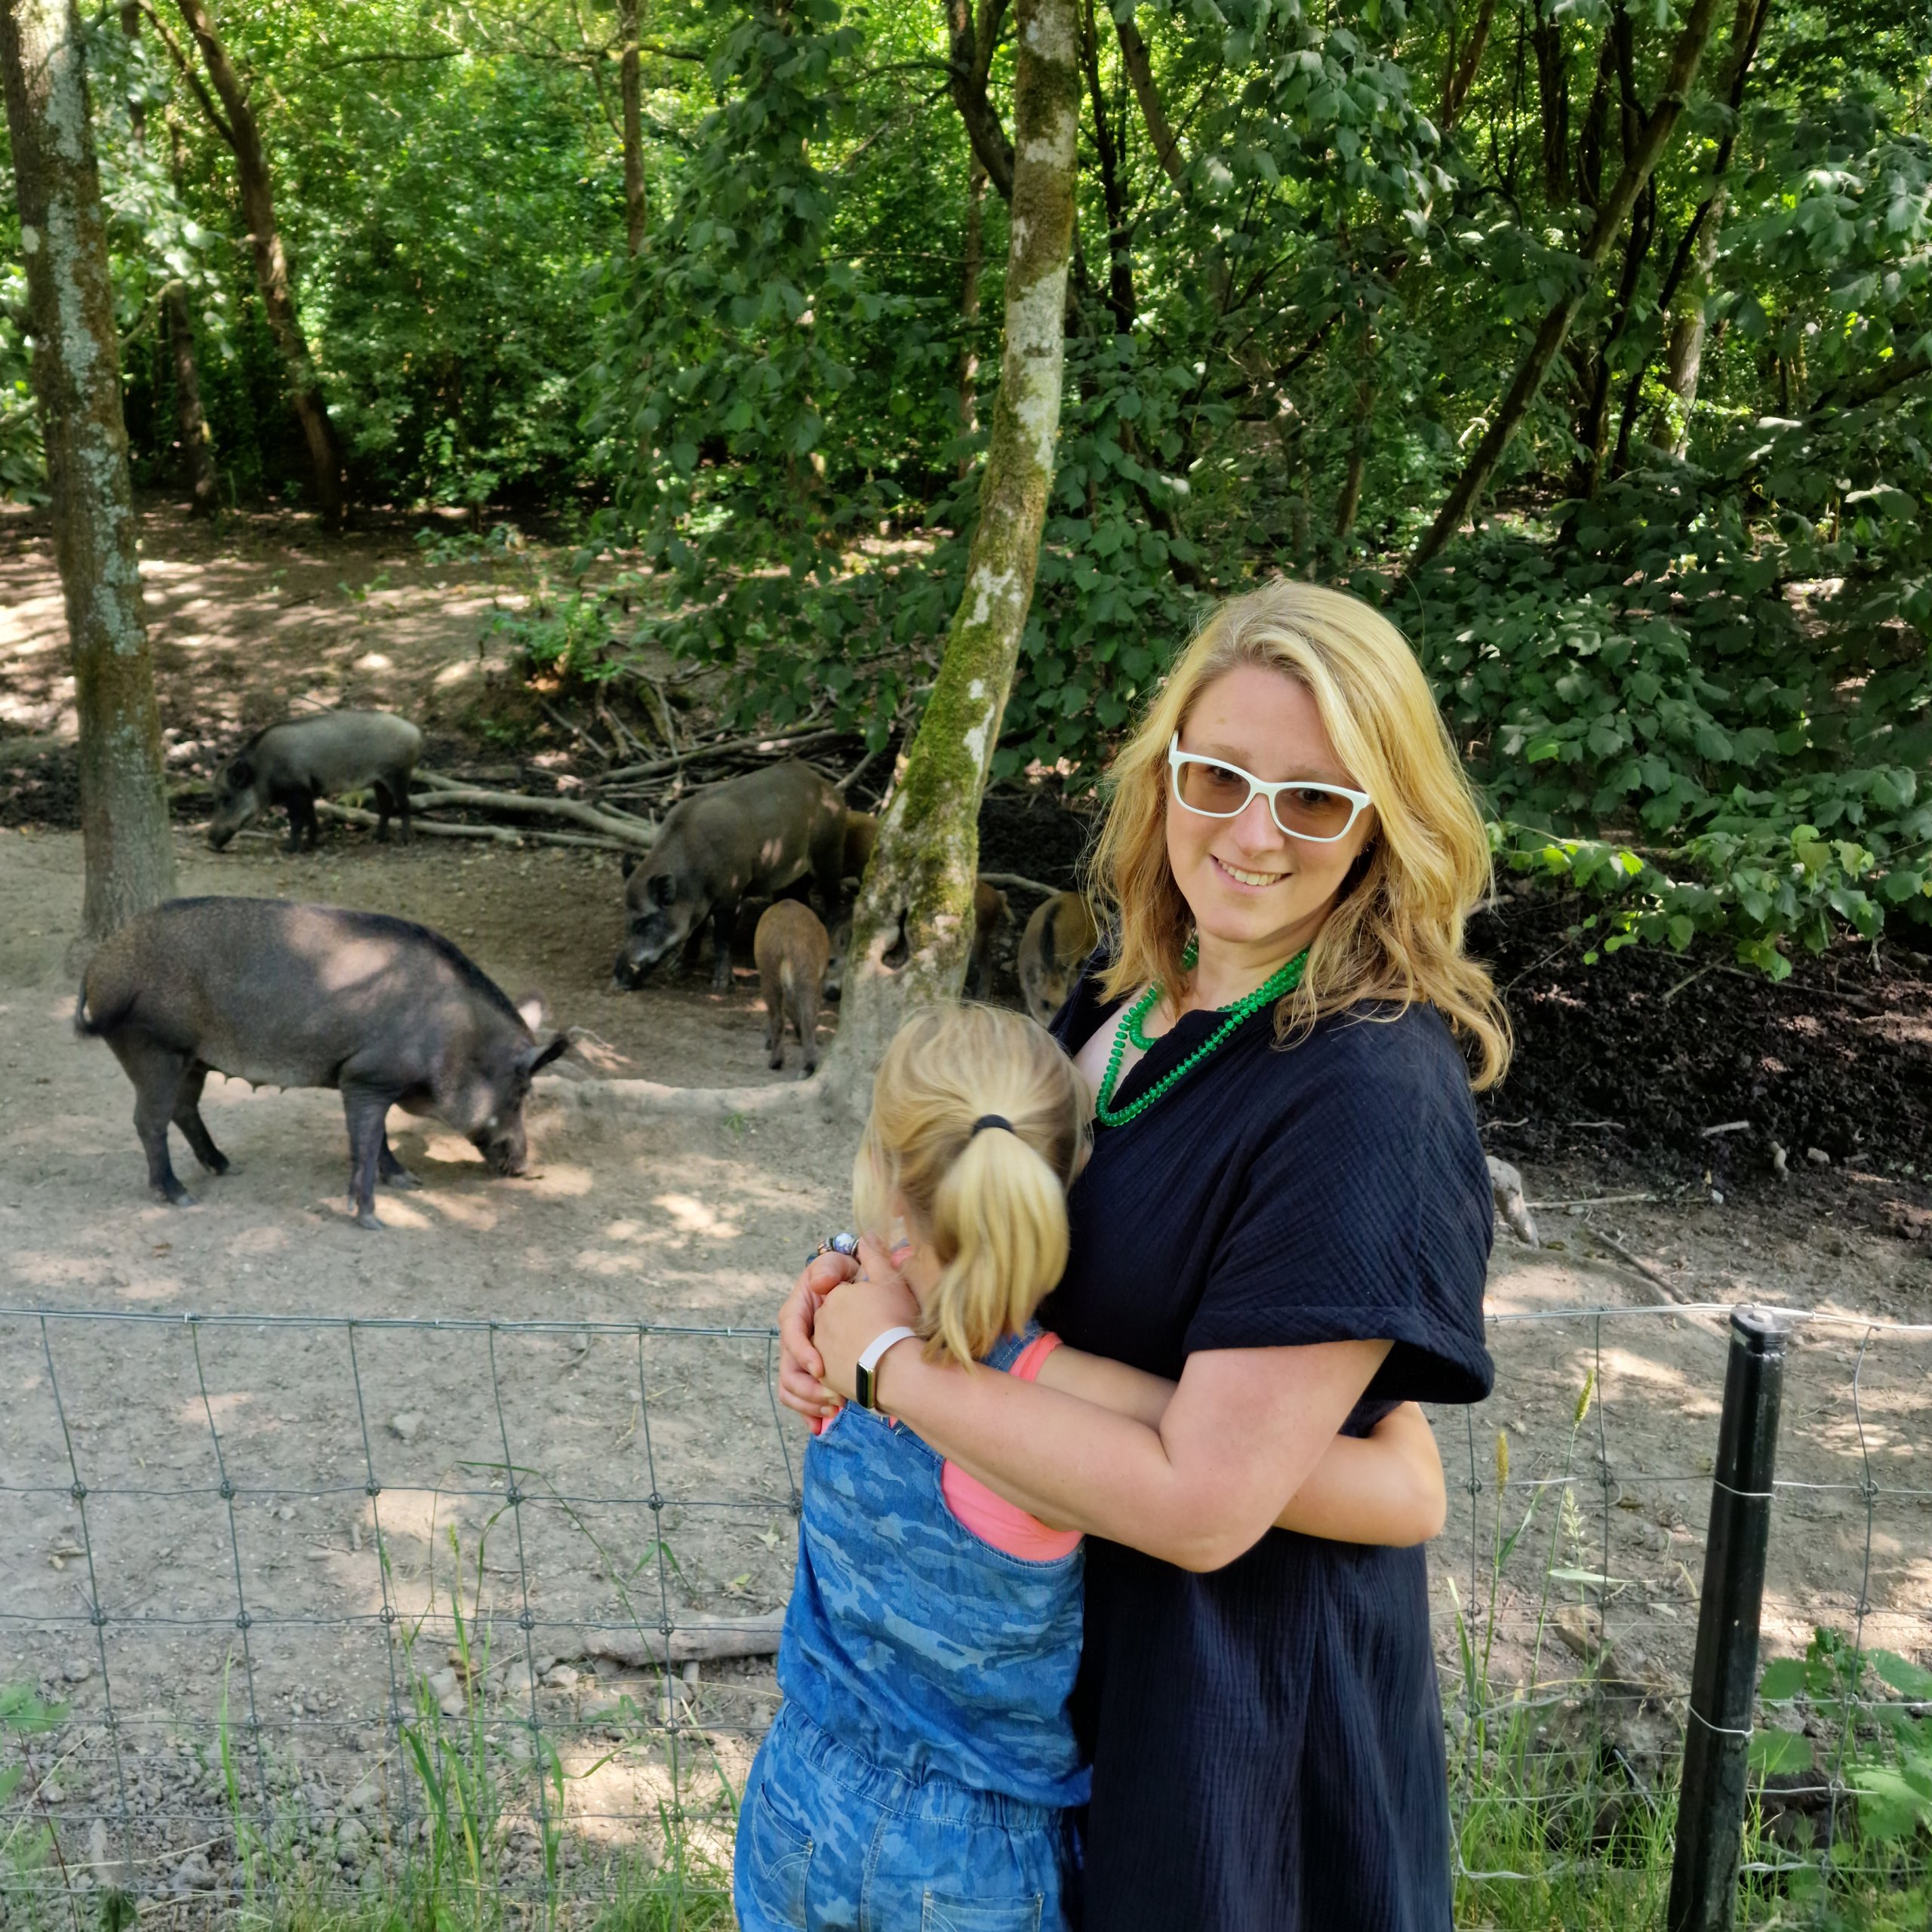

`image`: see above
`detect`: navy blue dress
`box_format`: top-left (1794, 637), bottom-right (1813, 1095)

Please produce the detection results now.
top-left (1044, 967), bottom-right (1494, 1931)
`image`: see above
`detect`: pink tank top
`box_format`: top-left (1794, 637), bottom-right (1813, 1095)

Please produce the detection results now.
top-left (941, 1332), bottom-right (1083, 1561)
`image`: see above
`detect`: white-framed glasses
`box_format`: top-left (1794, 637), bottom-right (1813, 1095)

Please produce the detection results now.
top-left (1168, 734), bottom-right (1373, 844)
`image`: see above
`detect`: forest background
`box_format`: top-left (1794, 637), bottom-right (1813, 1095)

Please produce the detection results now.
top-left (2, 0), bottom-right (1930, 976)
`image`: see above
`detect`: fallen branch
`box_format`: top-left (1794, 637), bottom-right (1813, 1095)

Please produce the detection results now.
top-left (409, 786), bottom-right (657, 846)
top-left (978, 871), bottom-right (1069, 899)
top-left (312, 801), bottom-right (634, 854)
top-left (600, 721), bottom-right (844, 786)
top-left (310, 801), bottom-right (520, 844)
top-left (574, 1609), bottom-right (786, 1668)
top-left (1580, 1220), bottom-right (1692, 1304)
top-left (537, 1074), bottom-right (835, 1121)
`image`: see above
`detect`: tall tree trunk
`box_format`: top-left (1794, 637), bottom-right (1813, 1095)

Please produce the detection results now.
top-left (1531, 0), bottom-right (1568, 205)
top-left (120, 5), bottom-right (217, 516)
top-left (1406, 0), bottom-right (1727, 577)
top-left (619, 0), bottom-right (645, 254)
top-left (170, 0), bottom-right (344, 525)
top-left (2, 0), bottom-right (177, 939)
top-left (958, 154), bottom-right (986, 471)
top-left (823, 0), bottom-right (1078, 1100)
top-left (1569, 177), bottom-right (1654, 500)
top-left (1334, 377), bottom-right (1373, 541)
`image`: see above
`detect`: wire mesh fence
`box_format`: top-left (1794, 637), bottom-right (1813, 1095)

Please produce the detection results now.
top-left (0, 1298), bottom-right (1927, 1928)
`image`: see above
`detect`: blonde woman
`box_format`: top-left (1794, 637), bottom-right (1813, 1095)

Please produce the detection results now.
top-left (780, 581), bottom-right (1507, 1930)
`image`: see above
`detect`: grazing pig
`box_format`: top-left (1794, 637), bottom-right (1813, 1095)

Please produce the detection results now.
top-left (968, 878), bottom-right (1010, 1000)
top-left (1017, 891), bottom-right (1099, 1026)
top-left (755, 901), bottom-right (830, 1075)
top-left (208, 711), bottom-right (422, 852)
top-left (614, 761), bottom-right (845, 994)
top-left (76, 897), bottom-right (568, 1229)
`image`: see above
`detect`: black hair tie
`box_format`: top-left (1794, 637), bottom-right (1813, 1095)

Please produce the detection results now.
top-left (971, 1115), bottom-right (1014, 1137)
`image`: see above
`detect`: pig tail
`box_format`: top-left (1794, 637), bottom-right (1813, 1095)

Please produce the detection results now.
top-left (853, 1003), bottom-right (1089, 1367)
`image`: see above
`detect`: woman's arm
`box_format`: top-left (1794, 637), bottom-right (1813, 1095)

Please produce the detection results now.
top-left (1037, 1349), bottom-right (1444, 1547)
top-left (815, 1241), bottom-right (1389, 1574)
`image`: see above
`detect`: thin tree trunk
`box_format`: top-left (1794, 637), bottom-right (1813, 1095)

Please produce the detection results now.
top-left (1569, 177), bottom-right (1654, 500)
top-left (1653, 205), bottom-right (1721, 455)
top-left (619, 0), bottom-right (645, 254)
top-left (1113, 7), bottom-right (1180, 186)
top-left (958, 154), bottom-right (986, 472)
top-left (2, 0), bottom-right (177, 939)
top-left (121, 5), bottom-right (217, 515)
top-left (1531, 0), bottom-right (1568, 205)
top-left (1334, 377), bottom-right (1372, 540)
top-left (170, 0), bottom-right (344, 525)
top-left (1080, 0), bottom-right (1134, 333)
top-left (946, 0), bottom-right (1014, 202)
top-left (1406, 0), bottom-right (1727, 577)
top-left (1441, 0), bottom-right (1497, 131)
top-left (823, 0), bottom-right (1078, 1100)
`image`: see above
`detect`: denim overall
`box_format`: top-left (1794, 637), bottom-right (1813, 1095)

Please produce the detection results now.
top-left (736, 1327), bottom-right (1088, 1932)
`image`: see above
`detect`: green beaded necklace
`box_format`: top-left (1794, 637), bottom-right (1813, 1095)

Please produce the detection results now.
top-left (1095, 940), bottom-right (1309, 1128)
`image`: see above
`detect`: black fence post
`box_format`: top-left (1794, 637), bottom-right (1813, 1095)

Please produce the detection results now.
top-left (1666, 1306), bottom-right (1789, 1932)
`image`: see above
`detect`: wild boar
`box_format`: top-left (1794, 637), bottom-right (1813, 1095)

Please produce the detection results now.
top-left (968, 878), bottom-right (1010, 1000)
top-left (822, 877), bottom-right (1009, 1004)
top-left (840, 809), bottom-right (878, 885)
top-left (614, 761), bottom-right (845, 994)
top-left (208, 711), bottom-right (423, 852)
top-left (76, 897), bottom-right (567, 1229)
top-left (755, 900), bottom-right (830, 1075)
top-left (1017, 891), bottom-right (1099, 1026)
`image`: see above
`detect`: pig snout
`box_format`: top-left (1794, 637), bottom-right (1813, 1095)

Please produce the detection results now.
top-left (613, 912), bottom-right (682, 990)
top-left (473, 1109), bottom-right (530, 1177)
top-left (206, 789), bottom-right (257, 850)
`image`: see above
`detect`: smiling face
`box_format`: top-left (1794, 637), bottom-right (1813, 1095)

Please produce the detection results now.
top-left (1164, 663), bottom-right (1378, 974)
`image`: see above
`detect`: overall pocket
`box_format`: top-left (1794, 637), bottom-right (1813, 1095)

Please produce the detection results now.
top-left (738, 1780), bottom-right (814, 1929)
top-left (920, 1893), bottom-right (1044, 1932)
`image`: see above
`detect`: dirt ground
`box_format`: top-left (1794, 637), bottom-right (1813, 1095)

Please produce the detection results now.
top-left (2, 506), bottom-right (1929, 1906)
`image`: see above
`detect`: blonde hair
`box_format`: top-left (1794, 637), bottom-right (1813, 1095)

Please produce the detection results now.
top-left (854, 1004), bottom-right (1090, 1367)
top-left (1089, 580), bottom-right (1512, 1088)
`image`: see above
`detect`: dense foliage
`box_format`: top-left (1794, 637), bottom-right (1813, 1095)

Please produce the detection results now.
top-left (2, 0), bottom-right (1929, 971)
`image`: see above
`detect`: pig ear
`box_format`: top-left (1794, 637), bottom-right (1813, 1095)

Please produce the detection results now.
top-left (651, 873), bottom-right (677, 907)
top-left (620, 852), bottom-right (638, 880)
top-left (228, 758), bottom-right (253, 787)
top-left (525, 1032), bottom-right (569, 1075)
top-left (516, 992), bottom-right (549, 1032)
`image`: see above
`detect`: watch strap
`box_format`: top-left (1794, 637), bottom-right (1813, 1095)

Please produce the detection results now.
top-left (855, 1326), bottom-right (918, 1412)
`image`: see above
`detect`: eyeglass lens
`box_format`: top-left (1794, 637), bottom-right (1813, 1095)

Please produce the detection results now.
top-left (1174, 759), bottom-right (1356, 838)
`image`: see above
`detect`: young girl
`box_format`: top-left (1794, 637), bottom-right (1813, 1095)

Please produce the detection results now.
top-left (735, 1003), bottom-right (1445, 1932)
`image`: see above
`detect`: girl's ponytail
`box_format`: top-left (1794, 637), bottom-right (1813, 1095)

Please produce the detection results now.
top-left (854, 1004), bottom-right (1089, 1367)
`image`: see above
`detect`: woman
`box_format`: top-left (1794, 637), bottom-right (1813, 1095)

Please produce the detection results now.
top-left (780, 580), bottom-right (1508, 1929)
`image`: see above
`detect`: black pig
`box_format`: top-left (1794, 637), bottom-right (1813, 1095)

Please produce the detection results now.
top-left (76, 897), bottom-right (567, 1229)
top-left (208, 711), bottom-right (422, 852)
top-left (615, 761), bottom-right (845, 993)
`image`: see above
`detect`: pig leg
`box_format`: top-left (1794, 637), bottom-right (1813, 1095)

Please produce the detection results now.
top-left (709, 903), bottom-right (737, 993)
top-left (171, 1063), bottom-right (229, 1176)
top-left (371, 780), bottom-right (393, 844)
top-left (392, 768), bottom-right (414, 844)
top-left (763, 976), bottom-right (786, 1069)
top-left (282, 796), bottom-right (305, 854)
top-left (341, 1085), bottom-right (396, 1229)
top-left (300, 789), bottom-right (323, 851)
top-left (378, 1137), bottom-right (420, 1190)
top-left (115, 1037), bottom-right (195, 1205)
top-left (796, 986), bottom-right (820, 1077)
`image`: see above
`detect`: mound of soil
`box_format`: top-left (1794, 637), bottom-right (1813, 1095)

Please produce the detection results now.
top-left (1472, 891), bottom-right (1932, 1242)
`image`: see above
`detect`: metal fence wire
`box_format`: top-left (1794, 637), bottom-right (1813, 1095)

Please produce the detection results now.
top-left (0, 1300), bottom-right (1926, 1925)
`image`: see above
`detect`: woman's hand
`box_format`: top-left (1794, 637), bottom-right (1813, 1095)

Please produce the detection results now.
top-left (814, 1235), bottom-right (921, 1403)
top-left (777, 1247), bottom-right (860, 1424)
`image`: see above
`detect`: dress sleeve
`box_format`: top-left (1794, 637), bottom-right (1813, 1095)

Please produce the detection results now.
top-left (1182, 1011), bottom-right (1495, 1406)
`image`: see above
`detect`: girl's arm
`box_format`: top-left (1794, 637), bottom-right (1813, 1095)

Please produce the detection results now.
top-left (1036, 1346), bottom-right (1444, 1546)
top-left (814, 1240), bottom-right (1389, 1574)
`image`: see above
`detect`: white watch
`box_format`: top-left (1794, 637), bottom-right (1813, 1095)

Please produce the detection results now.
top-left (855, 1327), bottom-right (918, 1412)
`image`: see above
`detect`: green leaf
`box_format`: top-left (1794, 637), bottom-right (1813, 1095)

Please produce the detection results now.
top-left (1749, 1727), bottom-right (1814, 1776)
top-left (1873, 1651), bottom-right (1932, 1701)
top-left (1758, 1658), bottom-right (1808, 1701)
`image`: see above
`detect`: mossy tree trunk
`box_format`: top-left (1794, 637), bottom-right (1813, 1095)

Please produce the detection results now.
top-left (169, 0), bottom-right (345, 527)
top-left (2, 0), bottom-right (177, 939)
top-left (823, 0), bottom-right (1078, 1103)
top-left (619, 0), bottom-right (645, 256)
